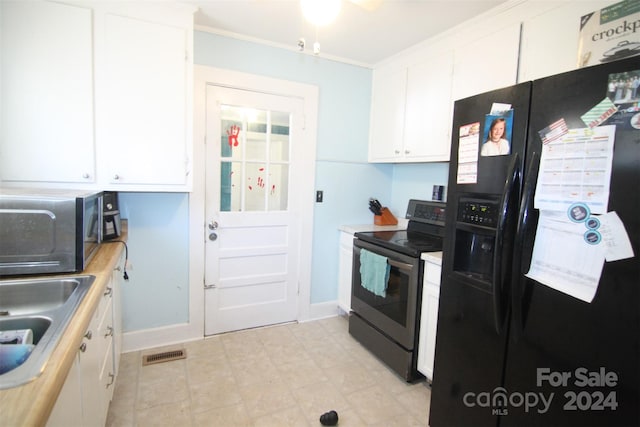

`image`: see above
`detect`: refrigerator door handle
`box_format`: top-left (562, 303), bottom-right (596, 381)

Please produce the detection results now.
top-left (511, 151), bottom-right (540, 340)
top-left (493, 154), bottom-right (520, 335)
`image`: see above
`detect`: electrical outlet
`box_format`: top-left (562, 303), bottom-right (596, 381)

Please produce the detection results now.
top-left (316, 190), bottom-right (323, 203)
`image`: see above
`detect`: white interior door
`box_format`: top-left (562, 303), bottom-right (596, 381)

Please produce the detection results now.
top-left (204, 85), bottom-right (305, 335)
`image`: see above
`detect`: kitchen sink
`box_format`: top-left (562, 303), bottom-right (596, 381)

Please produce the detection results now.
top-left (0, 275), bottom-right (96, 389)
top-left (0, 278), bottom-right (81, 317)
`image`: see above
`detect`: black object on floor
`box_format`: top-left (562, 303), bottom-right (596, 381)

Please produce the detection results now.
top-left (319, 410), bottom-right (339, 426)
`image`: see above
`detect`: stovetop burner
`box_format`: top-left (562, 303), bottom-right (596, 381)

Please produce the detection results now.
top-left (355, 228), bottom-right (443, 257)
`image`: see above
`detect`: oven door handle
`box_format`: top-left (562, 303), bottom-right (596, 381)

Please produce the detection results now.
top-left (387, 259), bottom-right (413, 271)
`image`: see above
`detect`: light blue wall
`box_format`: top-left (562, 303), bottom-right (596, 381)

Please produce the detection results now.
top-left (389, 163), bottom-right (449, 216)
top-left (117, 32), bottom-right (452, 332)
top-left (194, 32), bottom-right (373, 163)
top-left (118, 192), bottom-right (190, 331)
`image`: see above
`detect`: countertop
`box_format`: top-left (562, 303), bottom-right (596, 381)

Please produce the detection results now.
top-left (0, 224), bottom-right (128, 427)
top-left (421, 251), bottom-right (443, 265)
top-left (339, 218), bottom-right (408, 235)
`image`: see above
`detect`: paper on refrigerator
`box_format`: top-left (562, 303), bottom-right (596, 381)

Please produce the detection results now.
top-left (601, 211), bottom-right (635, 262)
top-left (534, 125), bottom-right (616, 215)
top-left (457, 122), bottom-right (480, 184)
top-left (526, 211), bottom-right (606, 303)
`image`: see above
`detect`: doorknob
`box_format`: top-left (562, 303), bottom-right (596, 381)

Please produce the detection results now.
top-left (208, 221), bottom-right (219, 230)
top-left (209, 232), bottom-right (218, 241)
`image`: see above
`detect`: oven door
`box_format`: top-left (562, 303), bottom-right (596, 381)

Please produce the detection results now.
top-left (351, 238), bottom-right (422, 350)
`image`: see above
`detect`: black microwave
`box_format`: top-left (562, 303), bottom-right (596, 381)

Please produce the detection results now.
top-left (0, 189), bottom-right (103, 276)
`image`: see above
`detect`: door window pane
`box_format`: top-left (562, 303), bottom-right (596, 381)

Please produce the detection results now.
top-left (219, 105), bottom-right (291, 212)
top-left (245, 162), bottom-right (267, 211)
top-left (268, 164), bottom-right (289, 211)
top-left (220, 161), bottom-right (242, 212)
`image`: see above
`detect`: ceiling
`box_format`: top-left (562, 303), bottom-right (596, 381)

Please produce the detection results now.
top-left (186, 0), bottom-right (509, 66)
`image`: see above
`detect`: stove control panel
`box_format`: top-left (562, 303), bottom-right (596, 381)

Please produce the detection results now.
top-left (406, 199), bottom-right (446, 226)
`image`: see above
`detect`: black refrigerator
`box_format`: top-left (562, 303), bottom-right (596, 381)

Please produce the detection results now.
top-left (430, 56), bottom-right (639, 427)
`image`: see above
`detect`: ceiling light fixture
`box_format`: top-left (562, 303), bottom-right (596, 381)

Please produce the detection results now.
top-left (300, 0), bottom-right (341, 27)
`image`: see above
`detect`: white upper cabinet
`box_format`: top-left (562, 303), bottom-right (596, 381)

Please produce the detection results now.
top-left (97, 12), bottom-right (191, 188)
top-left (369, 50), bottom-right (454, 163)
top-left (1, 1), bottom-right (95, 184)
top-left (519, 0), bottom-right (616, 82)
top-left (0, 0), bottom-right (195, 191)
top-left (367, 1), bottom-right (618, 164)
top-left (404, 53), bottom-right (454, 162)
top-left (368, 22), bottom-right (520, 164)
top-left (368, 67), bottom-right (407, 161)
top-left (451, 23), bottom-right (521, 102)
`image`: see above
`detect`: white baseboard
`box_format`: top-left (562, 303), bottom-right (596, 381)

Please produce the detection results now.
top-left (122, 322), bottom-right (202, 353)
top-left (122, 300), bottom-right (342, 353)
top-left (301, 300), bottom-right (341, 322)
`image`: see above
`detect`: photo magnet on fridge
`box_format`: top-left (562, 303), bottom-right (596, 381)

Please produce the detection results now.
top-left (481, 109), bottom-right (514, 156)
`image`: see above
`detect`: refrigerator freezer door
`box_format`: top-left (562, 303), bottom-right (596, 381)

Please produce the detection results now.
top-left (430, 82), bottom-right (532, 427)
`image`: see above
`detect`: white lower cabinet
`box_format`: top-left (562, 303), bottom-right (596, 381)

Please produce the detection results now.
top-left (45, 355), bottom-right (83, 426)
top-left (47, 267), bottom-right (122, 427)
top-left (418, 253), bottom-right (442, 382)
top-left (78, 293), bottom-right (108, 427)
top-left (338, 230), bottom-right (355, 313)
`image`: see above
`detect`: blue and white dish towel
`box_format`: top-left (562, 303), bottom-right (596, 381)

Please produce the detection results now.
top-left (359, 249), bottom-right (390, 297)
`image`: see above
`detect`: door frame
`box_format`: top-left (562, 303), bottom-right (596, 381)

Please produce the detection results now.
top-left (190, 65), bottom-right (319, 337)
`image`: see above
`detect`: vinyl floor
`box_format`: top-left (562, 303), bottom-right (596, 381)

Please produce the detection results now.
top-left (106, 315), bottom-right (431, 426)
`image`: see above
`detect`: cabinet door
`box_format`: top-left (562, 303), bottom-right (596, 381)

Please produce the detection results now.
top-left (111, 252), bottom-right (125, 380)
top-left (404, 52), bottom-right (454, 161)
top-left (519, 1), bottom-right (613, 81)
top-left (421, 284), bottom-right (440, 381)
top-left (46, 355), bottom-right (82, 427)
top-left (418, 260), bottom-right (441, 381)
top-left (98, 292), bottom-right (115, 404)
top-left (78, 308), bottom-right (104, 427)
top-left (99, 14), bottom-right (189, 188)
top-left (368, 67), bottom-right (407, 161)
top-left (0, 1), bottom-right (94, 184)
top-left (338, 231), bottom-right (354, 313)
top-left (451, 23), bottom-right (521, 101)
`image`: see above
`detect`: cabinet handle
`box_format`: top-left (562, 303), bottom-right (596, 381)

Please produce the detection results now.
top-left (84, 330), bottom-right (92, 340)
top-left (105, 326), bottom-right (114, 338)
top-left (106, 373), bottom-right (115, 388)
top-left (104, 287), bottom-right (113, 297)
top-left (79, 343), bottom-right (87, 353)
top-left (113, 174), bottom-right (120, 180)
top-left (394, 150), bottom-right (400, 154)
top-left (405, 149), bottom-right (411, 154)
top-left (82, 173), bottom-right (90, 179)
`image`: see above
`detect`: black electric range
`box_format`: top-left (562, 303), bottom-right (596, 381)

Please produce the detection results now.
top-left (354, 199), bottom-right (446, 257)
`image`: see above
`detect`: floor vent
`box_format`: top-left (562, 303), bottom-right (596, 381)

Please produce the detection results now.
top-left (142, 349), bottom-right (186, 366)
